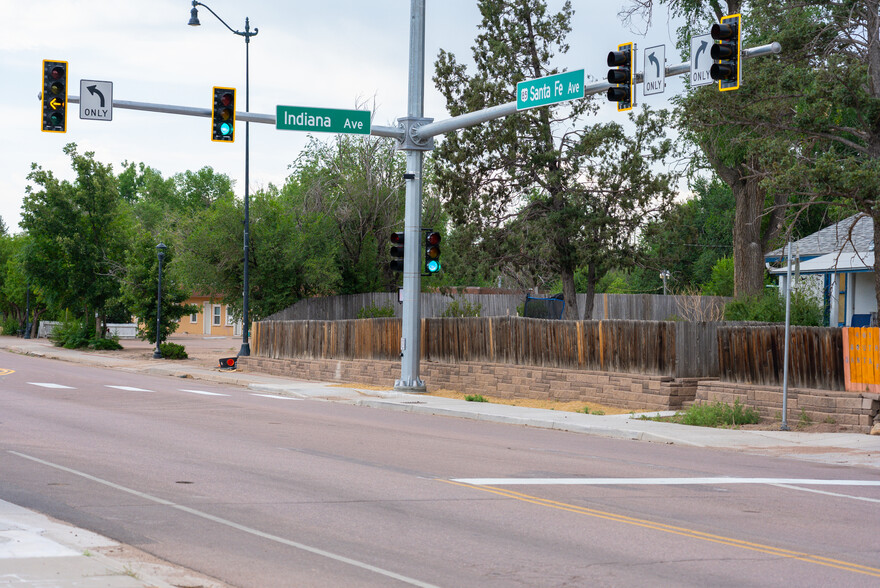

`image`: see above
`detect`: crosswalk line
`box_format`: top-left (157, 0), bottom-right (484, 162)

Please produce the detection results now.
top-left (105, 385), bottom-right (153, 392)
top-left (179, 389), bottom-right (229, 397)
top-left (27, 382), bottom-right (75, 389)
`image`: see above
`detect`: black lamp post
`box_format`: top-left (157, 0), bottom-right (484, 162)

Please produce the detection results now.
top-left (188, 1), bottom-right (257, 357)
top-left (23, 283), bottom-right (31, 339)
top-left (153, 243), bottom-right (167, 359)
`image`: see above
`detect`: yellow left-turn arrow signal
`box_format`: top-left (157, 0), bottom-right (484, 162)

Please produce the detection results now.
top-left (49, 98), bottom-right (63, 109)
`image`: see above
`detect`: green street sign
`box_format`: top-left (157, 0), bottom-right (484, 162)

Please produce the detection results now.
top-left (276, 105), bottom-right (371, 135)
top-left (516, 69), bottom-right (585, 111)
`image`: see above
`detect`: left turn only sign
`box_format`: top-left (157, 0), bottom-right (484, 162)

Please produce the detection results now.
top-left (79, 80), bottom-right (112, 121)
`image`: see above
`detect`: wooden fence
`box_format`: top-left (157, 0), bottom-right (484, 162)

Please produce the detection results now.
top-left (265, 292), bottom-right (730, 322)
top-left (254, 317), bottom-right (723, 378)
top-left (717, 325), bottom-right (845, 391)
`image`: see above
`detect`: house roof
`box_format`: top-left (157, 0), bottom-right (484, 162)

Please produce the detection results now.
top-left (765, 214), bottom-right (874, 260)
top-left (768, 248), bottom-right (874, 275)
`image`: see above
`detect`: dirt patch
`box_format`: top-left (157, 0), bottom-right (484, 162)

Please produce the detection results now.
top-left (425, 389), bottom-right (646, 416)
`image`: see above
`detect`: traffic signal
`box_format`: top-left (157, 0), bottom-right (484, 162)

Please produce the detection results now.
top-left (424, 231), bottom-right (441, 274)
top-left (389, 232), bottom-right (405, 272)
top-left (607, 42), bottom-right (634, 112)
top-left (710, 14), bottom-right (741, 91)
top-left (211, 87), bottom-right (236, 142)
top-left (42, 60), bottom-right (68, 133)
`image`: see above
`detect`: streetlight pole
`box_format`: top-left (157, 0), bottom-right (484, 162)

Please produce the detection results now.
top-left (153, 243), bottom-right (167, 359)
top-left (188, 1), bottom-right (258, 356)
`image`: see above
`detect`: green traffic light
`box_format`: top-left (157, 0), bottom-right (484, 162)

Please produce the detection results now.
top-left (220, 122), bottom-right (233, 136)
top-left (426, 259), bottom-right (440, 273)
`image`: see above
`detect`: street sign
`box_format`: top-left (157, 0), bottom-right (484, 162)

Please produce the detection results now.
top-left (643, 45), bottom-right (665, 96)
top-left (690, 34), bottom-right (714, 87)
top-left (516, 69), bottom-right (585, 111)
top-left (79, 80), bottom-right (112, 121)
top-left (276, 105), bottom-right (370, 135)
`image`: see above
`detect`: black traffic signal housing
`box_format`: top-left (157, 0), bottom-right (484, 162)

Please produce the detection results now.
top-left (710, 14), bottom-right (741, 91)
top-left (42, 60), bottom-right (68, 132)
top-left (424, 231), bottom-right (441, 275)
top-left (607, 42), bottom-right (634, 112)
top-left (389, 232), bottom-right (405, 273)
top-left (212, 87), bottom-right (236, 142)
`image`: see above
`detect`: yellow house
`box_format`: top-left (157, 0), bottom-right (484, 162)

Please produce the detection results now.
top-left (176, 295), bottom-right (243, 337)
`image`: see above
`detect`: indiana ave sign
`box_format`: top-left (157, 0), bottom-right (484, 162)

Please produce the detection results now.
top-left (276, 105), bottom-right (371, 135)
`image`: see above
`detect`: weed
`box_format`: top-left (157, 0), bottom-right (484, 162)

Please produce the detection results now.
top-left (798, 409), bottom-right (813, 429)
top-left (122, 565), bottom-right (139, 579)
top-left (644, 400), bottom-right (759, 428)
top-left (465, 394), bottom-right (488, 403)
top-left (823, 416), bottom-right (837, 424)
top-left (581, 406), bottom-right (590, 414)
top-left (591, 410), bottom-right (605, 416)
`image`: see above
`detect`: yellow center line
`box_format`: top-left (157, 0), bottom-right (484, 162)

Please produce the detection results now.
top-left (439, 479), bottom-right (880, 578)
top-left (0, 368), bottom-right (14, 376)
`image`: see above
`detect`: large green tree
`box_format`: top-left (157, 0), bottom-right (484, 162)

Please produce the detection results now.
top-left (434, 0), bottom-right (677, 318)
top-left (22, 144), bottom-right (129, 336)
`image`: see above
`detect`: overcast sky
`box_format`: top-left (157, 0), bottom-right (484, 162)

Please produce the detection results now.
top-left (0, 0), bottom-right (687, 232)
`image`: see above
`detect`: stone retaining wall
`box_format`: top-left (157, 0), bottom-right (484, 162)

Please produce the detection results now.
top-left (696, 380), bottom-right (879, 433)
top-left (238, 356), bottom-right (698, 411)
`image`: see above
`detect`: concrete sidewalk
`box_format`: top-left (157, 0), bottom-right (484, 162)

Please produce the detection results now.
top-left (2, 334), bottom-right (880, 587)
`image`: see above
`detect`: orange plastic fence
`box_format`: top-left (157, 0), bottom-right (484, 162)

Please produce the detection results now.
top-left (843, 327), bottom-right (880, 392)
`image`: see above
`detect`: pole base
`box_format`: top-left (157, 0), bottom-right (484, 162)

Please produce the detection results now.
top-left (153, 350), bottom-right (162, 359)
top-left (394, 379), bottom-right (427, 393)
top-left (238, 342), bottom-right (250, 357)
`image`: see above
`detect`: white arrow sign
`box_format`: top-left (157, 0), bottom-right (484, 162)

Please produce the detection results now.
top-left (643, 45), bottom-right (665, 96)
top-left (79, 80), bottom-right (113, 121)
top-left (690, 34), bottom-right (713, 87)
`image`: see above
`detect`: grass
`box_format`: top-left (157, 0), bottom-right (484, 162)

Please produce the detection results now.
top-left (465, 394), bottom-right (488, 403)
top-left (640, 399), bottom-right (760, 428)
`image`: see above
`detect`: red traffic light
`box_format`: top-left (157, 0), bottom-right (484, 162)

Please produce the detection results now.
top-left (426, 231), bottom-right (441, 246)
top-left (390, 232), bottom-right (404, 245)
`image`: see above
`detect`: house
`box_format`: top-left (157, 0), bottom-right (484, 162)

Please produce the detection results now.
top-left (765, 214), bottom-right (877, 327)
top-left (176, 294), bottom-right (243, 337)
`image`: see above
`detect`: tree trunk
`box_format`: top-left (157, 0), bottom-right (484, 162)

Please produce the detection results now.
top-left (560, 266), bottom-right (578, 320)
top-left (582, 264), bottom-right (597, 321)
top-left (732, 173), bottom-right (766, 297)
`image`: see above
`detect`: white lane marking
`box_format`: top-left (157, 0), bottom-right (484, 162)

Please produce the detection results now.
top-left (105, 385), bottom-right (153, 392)
top-left (9, 451), bottom-right (438, 588)
top-left (180, 389), bottom-right (230, 397)
top-left (452, 477), bottom-right (880, 487)
top-left (250, 394), bottom-right (298, 400)
top-left (27, 383), bottom-right (75, 389)
top-left (772, 483), bottom-right (880, 504)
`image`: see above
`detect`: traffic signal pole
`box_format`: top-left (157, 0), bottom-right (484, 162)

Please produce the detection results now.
top-left (46, 24), bottom-right (780, 393)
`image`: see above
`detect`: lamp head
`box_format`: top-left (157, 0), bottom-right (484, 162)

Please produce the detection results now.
top-left (187, 4), bottom-right (200, 26)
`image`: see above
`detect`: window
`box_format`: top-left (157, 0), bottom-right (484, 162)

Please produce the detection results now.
top-left (225, 307), bottom-right (235, 326)
top-left (190, 312), bottom-right (198, 324)
top-left (213, 305), bottom-right (222, 326)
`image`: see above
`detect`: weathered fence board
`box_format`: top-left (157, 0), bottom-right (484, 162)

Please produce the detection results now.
top-left (716, 325), bottom-right (844, 390)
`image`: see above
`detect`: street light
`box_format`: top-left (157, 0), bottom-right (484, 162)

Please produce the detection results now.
top-left (188, 1), bottom-right (258, 357)
top-left (153, 243), bottom-right (167, 359)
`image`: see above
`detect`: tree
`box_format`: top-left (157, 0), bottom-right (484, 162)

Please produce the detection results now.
top-left (119, 235), bottom-right (197, 344)
top-left (22, 144), bottom-right (129, 336)
top-left (434, 0), bottom-right (677, 318)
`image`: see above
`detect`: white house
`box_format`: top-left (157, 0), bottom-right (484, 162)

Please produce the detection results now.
top-left (766, 214), bottom-right (877, 327)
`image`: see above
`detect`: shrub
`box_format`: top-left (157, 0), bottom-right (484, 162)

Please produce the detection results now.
top-left (158, 342), bottom-right (188, 360)
top-left (465, 394), bottom-right (488, 402)
top-left (1, 315), bottom-right (20, 336)
top-left (442, 298), bottom-right (483, 318)
top-left (357, 303), bottom-right (396, 319)
top-left (90, 336), bottom-right (123, 350)
top-left (724, 290), bottom-right (824, 326)
top-left (51, 317), bottom-right (93, 349)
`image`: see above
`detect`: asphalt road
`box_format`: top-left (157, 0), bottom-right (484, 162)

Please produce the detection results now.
top-left (1, 350), bottom-right (879, 587)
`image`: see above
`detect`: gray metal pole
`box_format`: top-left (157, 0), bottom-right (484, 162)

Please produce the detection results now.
top-left (781, 241), bottom-right (792, 431)
top-left (239, 17), bottom-right (252, 357)
top-left (395, 0), bottom-right (427, 392)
